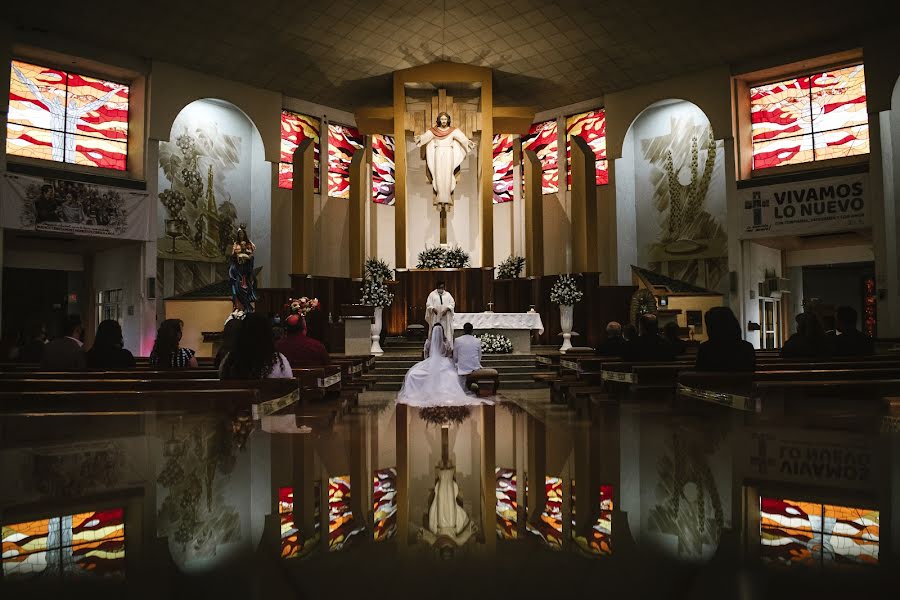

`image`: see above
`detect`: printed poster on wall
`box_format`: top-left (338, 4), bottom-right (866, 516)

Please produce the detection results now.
top-left (739, 172), bottom-right (869, 239)
top-left (1, 172), bottom-right (152, 241)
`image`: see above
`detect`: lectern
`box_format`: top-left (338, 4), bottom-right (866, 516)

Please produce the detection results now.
top-left (341, 304), bottom-right (375, 356)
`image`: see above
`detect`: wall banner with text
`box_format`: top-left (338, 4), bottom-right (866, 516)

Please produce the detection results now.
top-left (739, 172), bottom-right (869, 239)
top-left (1, 172), bottom-right (152, 241)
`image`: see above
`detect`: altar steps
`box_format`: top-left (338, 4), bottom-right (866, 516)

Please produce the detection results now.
top-left (366, 352), bottom-right (545, 392)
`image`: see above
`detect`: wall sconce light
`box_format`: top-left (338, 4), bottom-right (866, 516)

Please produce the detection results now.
top-left (659, 296), bottom-right (669, 307)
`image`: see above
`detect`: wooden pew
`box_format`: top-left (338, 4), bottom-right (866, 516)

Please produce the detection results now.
top-left (0, 378), bottom-right (299, 418)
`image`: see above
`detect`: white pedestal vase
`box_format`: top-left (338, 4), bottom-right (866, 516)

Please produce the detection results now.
top-left (370, 306), bottom-right (385, 355)
top-left (559, 304), bottom-right (574, 353)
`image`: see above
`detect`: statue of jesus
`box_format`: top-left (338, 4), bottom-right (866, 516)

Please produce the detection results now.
top-left (414, 112), bottom-right (477, 206)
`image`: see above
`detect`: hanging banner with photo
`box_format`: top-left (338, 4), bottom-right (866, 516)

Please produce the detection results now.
top-left (1, 172), bottom-right (152, 241)
top-left (739, 172), bottom-right (869, 239)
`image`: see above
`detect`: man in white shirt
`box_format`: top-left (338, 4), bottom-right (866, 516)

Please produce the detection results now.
top-left (453, 322), bottom-right (482, 391)
top-left (425, 280), bottom-right (455, 348)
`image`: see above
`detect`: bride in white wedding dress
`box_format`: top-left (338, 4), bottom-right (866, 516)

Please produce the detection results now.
top-left (397, 325), bottom-right (487, 407)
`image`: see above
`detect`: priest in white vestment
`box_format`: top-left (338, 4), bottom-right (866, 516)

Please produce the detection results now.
top-left (414, 112), bottom-right (477, 206)
top-left (425, 281), bottom-right (455, 349)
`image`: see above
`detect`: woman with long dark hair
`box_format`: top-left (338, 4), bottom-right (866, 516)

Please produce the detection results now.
top-left (87, 319), bottom-right (136, 369)
top-left (215, 317), bottom-right (242, 368)
top-left (149, 319), bottom-right (198, 368)
top-left (219, 313), bottom-right (292, 379)
top-left (695, 306), bottom-right (755, 371)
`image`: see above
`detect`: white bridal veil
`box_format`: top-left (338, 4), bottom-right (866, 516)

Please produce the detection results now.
top-left (397, 325), bottom-right (488, 407)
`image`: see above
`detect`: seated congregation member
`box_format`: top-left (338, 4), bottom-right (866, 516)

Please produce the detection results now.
top-left (275, 314), bottom-right (330, 367)
top-left (829, 305), bottom-right (874, 357)
top-left (622, 313), bottom-right (676, 362)
top-left (781, 312), bottom-right (832, 359)
top-left (220, 313), bottom-right (292, 379)
top-left (215, 318), bottom-right (242, 368)
top-left (149, 319), bottom-right (198, 369)
top-left (86, 319), bottom-right (136, 369)
top-left (622, 324), bottom-right (637, 343)
top-left (41, 314), bottom-right (86, 371)
top-left (695, 307), bottom-right (755, 371)
top-left (20, 320), bottom-right (47, 363)
top-left (662, 322), bottom-right (687, 355)
top-left (595, 321), bottom-right (627, 357)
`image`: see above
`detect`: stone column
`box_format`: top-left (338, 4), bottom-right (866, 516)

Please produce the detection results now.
top-left (291, 138), bottom-right (316, 274)
top-left (349, 147), bottom-right (366, 279)
top-left (570, 136), bottom-right (600, 273)
top-left (523, 150), bottom-right (545, 277)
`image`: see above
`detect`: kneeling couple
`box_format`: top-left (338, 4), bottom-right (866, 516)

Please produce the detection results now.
top-left (397, 323), bottom-right (492, 406)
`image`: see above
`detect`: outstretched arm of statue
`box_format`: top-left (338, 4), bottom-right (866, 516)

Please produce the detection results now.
top-left (414, 130), bottom-right (434, 148)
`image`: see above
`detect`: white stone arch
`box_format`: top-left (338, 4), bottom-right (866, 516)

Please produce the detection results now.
top-left (613, 99), bottom-right (727, 296)
top-left (157, 97), bottom-right (272, 290)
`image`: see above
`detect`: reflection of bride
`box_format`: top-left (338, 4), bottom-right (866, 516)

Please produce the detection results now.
top-left (397, 325), bottom-right (484, 407)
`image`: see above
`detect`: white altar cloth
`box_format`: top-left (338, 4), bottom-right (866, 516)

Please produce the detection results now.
top-left (452, 312), bottom-right (544, 335)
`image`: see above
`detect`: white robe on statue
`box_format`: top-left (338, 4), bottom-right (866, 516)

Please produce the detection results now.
top-left (425, 289), bottom-right (455, 349)
top-left (415, 127), bottom-right (474, 206)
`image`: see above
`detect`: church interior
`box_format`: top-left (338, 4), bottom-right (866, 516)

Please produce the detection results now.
top-left (1, 1), bottom-right (899, 597)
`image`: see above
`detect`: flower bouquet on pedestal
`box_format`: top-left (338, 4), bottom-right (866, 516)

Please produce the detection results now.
top-left (550, 274), bottom-right (583, 353)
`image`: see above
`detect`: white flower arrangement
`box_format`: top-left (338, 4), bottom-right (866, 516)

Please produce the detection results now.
top-left (478, 332), bottom-right (513, 354)
top-left (550, 274), bottom-right (584, 305)
top-left (415, 245), bottom-right (471, 269)
top-left (360, 278), bottom-right (394, 307)
top-left (364, 257), bottom-right (393, 283)
top-left (497, 255), bottom-right (526, 279)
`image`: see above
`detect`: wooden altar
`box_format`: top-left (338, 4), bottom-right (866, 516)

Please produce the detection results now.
top-left (385, 268), bottom-right (494, 336)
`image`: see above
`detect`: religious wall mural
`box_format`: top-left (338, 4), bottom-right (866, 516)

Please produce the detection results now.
top-left (157, 99), bottom-right (259, 297)
top-left (646, 428), bottom-right (727, 561)
top-left (633, 103), bottom-right (728, 293)
top-left (155, 415), bottom-right (247, 570)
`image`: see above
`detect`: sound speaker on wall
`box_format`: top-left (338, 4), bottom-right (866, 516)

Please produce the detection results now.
top-left (147, 277), bottom-right (156, 300)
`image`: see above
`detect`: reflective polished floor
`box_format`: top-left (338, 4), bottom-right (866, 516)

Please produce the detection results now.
top-left (1, 389), bottom-right (897, 599)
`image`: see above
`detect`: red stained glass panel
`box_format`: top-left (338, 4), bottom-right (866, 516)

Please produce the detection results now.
top-left (750, 64), bottom-right (868, 170)
top-left (280, 110), bottom-right (321, 192)
top-left (7, 60), bottom-right (128, 171)
top-left (327, 123), bottom-right (365, 199)
top-left (372, 134), bottom-right (395, 205)
top-left (521, 120), bottom-right (558, 194)
top-left (566, 109), bottom-right (608, 187)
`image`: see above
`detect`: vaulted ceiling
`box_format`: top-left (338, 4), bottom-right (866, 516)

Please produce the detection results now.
top-left (6, 0), bottom-right (892, 111)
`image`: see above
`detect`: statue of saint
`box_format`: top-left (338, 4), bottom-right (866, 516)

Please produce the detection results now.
top-left (414, 112), bottom-right (477, 206)
top-left (229, 225), bottom-right (257, 313)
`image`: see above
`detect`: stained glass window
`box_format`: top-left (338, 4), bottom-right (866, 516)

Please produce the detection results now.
top-left (327, 123), bottom-right (365, 199)
top-left (279, 484), bottom-right (321, 559)
top-left (566, 109), bottom-right (608, 188)
top-left (328, 475), bottom-right (364, 551)
top-left (279, 110), bottom-right (321, 192)
top-left (521, 119), bottom-right (559, 194)
top-left (495, 467), bottom-right (518, 539)
top-left (372, 134), bottom-right (395, 205)
top-left (2, 509), bottom-right (125, 579)
top-left (373, 468), bottom-right (397, 541)
top-left (759, 496), bottom-right (879, 567)
top-left (571, 482), bottom-right (613, 556)
top-left (526, 476), bottom-right (563, 549)
top-left (492, 134), bottom-right (515, 203)
top-left (7, 60), bottom-right (129, 171)
top-left (750, 64), bottom-right (869, 170)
